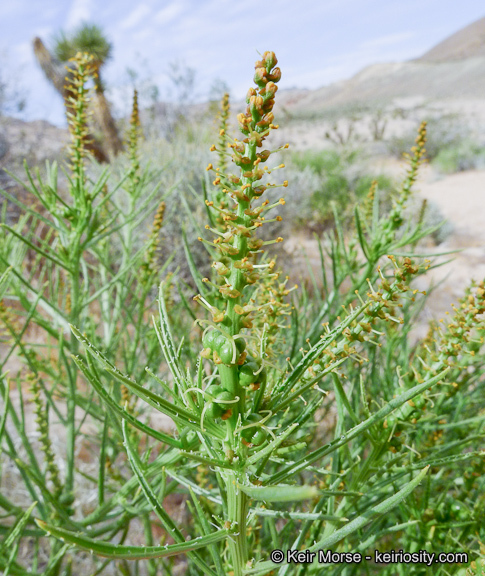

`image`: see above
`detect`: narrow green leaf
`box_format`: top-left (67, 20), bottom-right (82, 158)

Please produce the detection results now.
top-left (12, 459), bottom-right (74, 524)
top-left (182, 227), bottom-right (208, 297)
top-left (250, 508), bottom-right (347, 522)
top-left (332, 203), bottom-right (356, 284)
top-left (1, 502), bottom-right (37, 552)
top-left (70, 324), bottom-right (220, 437)
top-left (98, 419), bottom-right (108, 506)
top-left (248, 467), bottom-right (429, 575)
top-left (144, 367), bottom-right (180, 403)
top-left (122, 421), bottom-right (219, 576)
top-left (238, 483), bottom-right (318, 502)
top-left (166, 469), bottom-right (223, 506)
top-left (247, 423), bottom-right (299, 466)
top-left (308, 466), bottom-right (429, 549)
top-left (0, 223), bottom-right (73, 273)
top-left (71, 354), bottom-right (181, 448)
top-left (0, 374), bottom-right (10, 442)
top-left (83, 242), bottom-right (166, 306)
top-left (35, 519), bottom-right (233, 560)
top-left (0, 265), bottom-right (12, 294)
top-left (0, 260), bottom-right (70, 334)
top-left (105, 364), bottom-right (219, 437)
top-left (404, 450), bottom-right (485, 471)
top-left (315, 233), bottom-right (329, 294)
top-left (179, 450), bottom-right (234, 470)
top-left (266, 368), bottom-right (449, 484)
top-left (43, 544), bottom-right (70, 576)
top-left (332, 372), bottom-right (360, 427)
top-left (0, 187), bottom-right (63, 233)
top-left (272, 300), bottom-right (369, 409)
top-left (154, 281), bottom-right (189, 393)
top-left (176, 281), bottom-right (197, 321)
top-left (354, 205), bottom-right (370, 260)
top-left (188, 487), bottom-right (225, 576)
top-left (202, 176), bottom-right (217, 228)
top-left (84, 177), bottom-right (170, 249)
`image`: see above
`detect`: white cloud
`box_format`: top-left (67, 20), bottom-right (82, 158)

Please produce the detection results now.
top-left (65, 0), bottom-right (94, 29)
top-left (154, 2), bottom-right (185, 25)
top-left (361, 31), bottom-right (414, 49)
top-left (119, 4), bottom-right (151, 31)
top-left (288, 64), bottom-right (351, 88)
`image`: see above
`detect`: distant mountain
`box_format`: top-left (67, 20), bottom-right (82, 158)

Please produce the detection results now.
top-left (278, 17), bottom-right (485, 117)
top-left (418, 16), bottom-right (485, 62)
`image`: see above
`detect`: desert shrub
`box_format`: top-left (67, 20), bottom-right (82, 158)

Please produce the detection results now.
top-left (401, 197), bottom-right (454, 246)
top-left (387, 114), bottom-right (472, 161)
top-left (287, 149), bottom-right (393, 229)
top-left (291, 148), bottom-right (344, 174)
top-left (91, 104), bottom-right (216, 285)
top-left (433, 139), bottom-right (485, 174)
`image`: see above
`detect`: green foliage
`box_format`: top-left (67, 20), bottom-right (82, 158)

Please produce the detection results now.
top-left (53, 23), bottom-right (112, 64)
top-left (387, 114), bottom-right (473, 161)
top-left (0, 50), bottom-right (484, 576)
top-left (291, 148), bottom-right (344, 174)
top-left (0, 54), bottom-right (184, 574)
top-left (390, 113), bottom-right (485, 174)
top-left (433, 139), bottom-right (485, 174)
top-left (288, 149), bottom-right (393, 228)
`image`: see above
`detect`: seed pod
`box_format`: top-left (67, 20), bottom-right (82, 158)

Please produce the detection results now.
top-left (388, 435), bottom-right (403, 453)
top-left (240, 413), bottom-right (268, 446)
top-left (59, 491), bottom-right (75, 506)
top-left (213, 332), bottom-right (227, 350)
top-left (205, 384), bottom-right (221, 398)
top-left (206, 401), bottom-right (223, 419)
top-left (235, 337), bottom-right (246, 353)
top-left (239, 361), bottom-right (260, 387)
top-left (449, 500), bottom-right (468, 521)
top-left (205, 385), bottom-right (235, 419)
top-left (219, 341), bottom-right (236, 364)
top-left (202, 329), bottom-right (218, 350)
top-left (412, 394), bottom-right (426, 410)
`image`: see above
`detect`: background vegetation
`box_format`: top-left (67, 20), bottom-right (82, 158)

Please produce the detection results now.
top-left (0, 31), bottom-right (484, 576)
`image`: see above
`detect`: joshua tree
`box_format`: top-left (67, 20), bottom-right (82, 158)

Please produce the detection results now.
top-left (33, 24), bottom-right (123, 160)
top-left (53, 24), bottom-right (123, 157)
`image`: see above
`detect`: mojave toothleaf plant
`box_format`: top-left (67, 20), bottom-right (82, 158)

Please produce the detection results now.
top-left (2, 49), bottom-right (484, 576)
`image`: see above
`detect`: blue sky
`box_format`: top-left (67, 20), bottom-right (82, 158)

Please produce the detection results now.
top-left (1, 0), bottom-right (484, 125)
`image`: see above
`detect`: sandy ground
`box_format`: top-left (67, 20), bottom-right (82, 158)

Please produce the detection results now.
top-left (410, 168), bottom-right (485, 337)
top-left (284, 164), bottom-right (485, 341)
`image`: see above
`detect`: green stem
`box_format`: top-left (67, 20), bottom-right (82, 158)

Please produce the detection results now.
top-left (219, 365), bottom-right (241, 434)
top-left (225, 471), bottom-right (248, 576)
top-left (65, 245), bottom-right (81, 497)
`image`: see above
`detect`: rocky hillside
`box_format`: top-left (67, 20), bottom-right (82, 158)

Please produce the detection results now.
top-left (0, 117), bottom-right (68, 223)
top-left (418, 16), bottom-right (485, 61)
top-left (0, 117), bottom-right (68, 168)
top-left (274, 16), bottom-right (485, 122)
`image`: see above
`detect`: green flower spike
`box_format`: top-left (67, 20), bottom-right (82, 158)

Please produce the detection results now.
top-left (197, 51), bottom-right (287, 432)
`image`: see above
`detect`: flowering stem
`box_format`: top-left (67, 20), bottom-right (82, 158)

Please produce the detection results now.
top-left (199, 50), bottom-right (284, 576)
